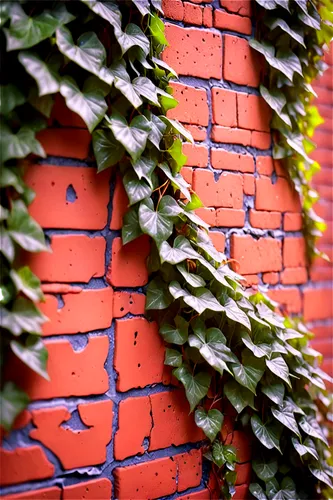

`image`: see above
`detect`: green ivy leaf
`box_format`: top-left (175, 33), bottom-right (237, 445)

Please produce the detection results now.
top-left (149, 13), bottom-right (168, 45)
top-left (0, 228), bottom-right (15, 263)
top-left (131, 157), bottom-right (156, 188)
top-left (173, 365), bottom-right (211, 412)
top-left (160, 315), bottom-right (188, 345)
top-left (170, 283), bottom-right (224, 315)
top-left (272, 477), bottom-right (298, 500)
top-left (139, 196), bottom-right (182, 245)
top-left (18, 51), bottom-right (60, 96)
top-left (80, 0), bottom-right (122, 30)
top-left (212, 442), bottom-right (237, 468)
top-left (1, 124), bottom-right (45, 163)
top-left (231, 352), bottom-right (265, 394)
top-left (261, 383), bottom-right (285, 406)
top-left (195, 408), bottom-right (223, 442)
top-left (265, 18), bottom-right (305, 46)
top-left (115, 23), bottom-right (150, 56)
top-left (92, 128), bottom-right (125, 172)
top-left (10, 337), bottom-right (49, 380)
top-left (249, 40), bottom-right (302, 81)
top-left (10, 266), bottom-right (43, 302)
top-left (159, 241), bottom-right (187, 265)
top-left (189, 327), bottom-right (237, 374)
top-left (145, 111), bottom-right (166, 149)
top-left (224, 379), bottom-right (256, 413)
top-left (151, 56), bottom-right (178, 78)
top-left (0, 84), bottom-right (25, 114)
top-left (123, 170), bottom-right (152, 206)
top-left (308, 465), bottom-right (333, 488)
top-left (160, 116), bottom-right (194, 143)
top-left (224, 298), bottom-right (251, 331)
top-left (253, 457), bottom-right (278, 482)
top-left (158, 162), bottom-right (191, 200)
top-left (108, 112), bottom-right (151, 162)
top-left (7, 201), bottom-right (48, 252)
top-left (167, 138), bottom-right (187, 170)
top-left (146, 277), bottom-right (172, 310)
top-left (298, 415), bottom-right (328, 445)
top-left (266, 356), bottom-right (291, 388)
top-left (250, 483), bottom-right (268, 500)
top-left (164, 348), bottom-right (182, 367)
top-left (177, 263), bottom-right (206, 287)
top-left (251, 414), bottom-right (282, 452)
top-left (132, 77), bottom-right (160, 106)
top-left (271, 404), bottom-right (300, 438)
top-left (260, 85), bottom-right (291, 127)
top-left (185, 193), bottom-right (204, 211)
top-left (241, 331), bottom-right (271, 358)
top-left (291, 437), bottom-right (319, 460)
top-left (0, 382), bottom-right (29, 432)
top-left (1, 297), bottom-right (46, 336)
top-left (122, 205), bottom-right (142, 245)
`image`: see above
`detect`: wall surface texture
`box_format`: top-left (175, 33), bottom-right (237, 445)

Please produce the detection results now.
top-left (0, 1), bottom-right (332, 499)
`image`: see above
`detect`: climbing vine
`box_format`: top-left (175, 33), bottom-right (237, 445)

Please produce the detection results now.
top-left (0, 1), bottom-right (332, 499)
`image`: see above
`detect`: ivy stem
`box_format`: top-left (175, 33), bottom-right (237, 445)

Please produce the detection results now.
top-left (156, 180), bottom-right (170, 209)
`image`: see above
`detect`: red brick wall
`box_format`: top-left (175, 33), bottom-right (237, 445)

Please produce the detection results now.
top-left (0, 2), bottom-right (332, 499)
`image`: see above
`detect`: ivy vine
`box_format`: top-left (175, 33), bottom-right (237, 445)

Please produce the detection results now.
top-left (0, 1), bottom-right (332, 499)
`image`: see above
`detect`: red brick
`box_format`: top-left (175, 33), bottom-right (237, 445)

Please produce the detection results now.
top-left (63, 479), bottom-right (112, 500)
top-left (313, 129), bottom-right (332, 148)
top-left (0, 446), bottom-right (54, 486)
top-left (115, 396), bottom-right (151, 460)
top-left (183, 2), bottom-right (203, 25)
top-left (149, 391), bottom-right (203, 451)
top-left (114, 318), bottom-right (169, 391)
top-left (107, 236), bottom-right (150, 287)
top-left (220, 0), bottom-right (252, 17)
top-left (322, 358), bottom-right (333, 378)
top-left (283, 237), bottom-right (307, 267)
top-left (183, 143), bottom-right (208, 168)
top-left (256, 156), bottom-right (274, 175)
top-left (243, 174), bottom-right (255, 195)
top-left (51, 94), bottom-right (86, 128)
top-left (267, 288), bottom-right (302, 314)
top-left (244, 274), bottom-right (259, 286)
top-left (114, 456), bottom-right (177, 499)
top-left (163, 24), bottom-right (222, 79)
top-left (37, 129), bottom-right (91, 160)
top-left (211, 88), bottom-right (237, 127)
top-left (312, 325), bottom-right (332, 339)
top-left (231, 430), bottom-right (251, 462)
top-left (209, 231), bottom-right (226, 251)
top-left (193, 170), bottom-right (243, 208)
top-left (211, 149), bottom-right (254, 172)
top-left (235, 462), bottom-right (251, 485)
top-left (178, 490), bottom-right (210, 500)
top-left (181, 166), bottom-right (193, 185)
top-left (214, 10), bottom-right (251, 34)
top-left (30, 401), bottom-right (113, 470)
top-left (195, 207), bottom-right (216, 226)
top-left (168, 83), bottom-right (208, 126)
top-left (39, 288), bottom-right (113, 335)
top-left (7, 336), bottom-right (109, 400)
top-left (212, 126), bottom-right (251, 146)
top-left (231, 235), bottom-right (282, 274)
top-left (284, 212), bottom-right (303, 231)
top-left (237, 93), bottom-right (272, 132)
top-left (3, 487), bottom-right (60, 500)
top-left (26, 165), bottom-right (110, 230)
top-left (177, 449), bottom-right (202, 492)
top-left (203, 6), bottom-right (213, 27)
top-left (251, 131), bottom-right (271, 149)
top-left (255, 176), bottom-right (301, 212)
top-left (184, 125), bottom-right (207, 141)
top-left (249, 209), bottom-right (281, 229)
top-left (312, 167), bottom-right (333, 185)
top-left (110, 175), bottom-right (128, 230)
top-left (234, 484), bottom-right (250, 500)
top-left (311, 148), bottom-right (333, 166)
top-left (303, 288), bottom-right (333, 321)
top-left (162, 0), bottom-right (184, 20)
top-left (27, 235), bottom-right (105, 283)
top-left (310, 266), bottom-right (333, 282)
top-left (216, 208), bottom-right (245, 227)
top-left (113, 291), bottom-right (146, 318)
top-left (12, 410), bottom-right (31, 430)
top-left (224, 35), bottom-right (261, 87)
top-left (311, 339), bottom-right (333, 358)
top-left (263, 272), bottom-right (279, 285)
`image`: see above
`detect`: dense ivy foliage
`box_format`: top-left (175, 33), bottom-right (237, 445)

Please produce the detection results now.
top-left (0, 1), bottom-right (332, 499)
top-left (252, 0), bottom-right (332, 262)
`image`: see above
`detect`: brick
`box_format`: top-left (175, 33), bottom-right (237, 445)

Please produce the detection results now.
top-left (283, 237), bottom-right (307, 267)
top-left (26, 165), bottom-right (110, 230)
top-left (209, 231), bottom-right (226, 251)
top-left (310, 266), bottom-right (333, 282)
top-left (177, 449), bottom-right (202, 492)
top-left (267, 288), bottom-right (302, 314)
top-left (0, 446), bottom-right (54, 486)
top-left (51, 94), bottom-right (86, 128)
top-left (183, 143), bottom-right (208, 168)
top-left (12, 410), bottom-right (31, 430)
top-left (263, 272), bottom-right (279, 285)
top-left (237, 93), bottom-right (272, 132)
top-left (184, 2), bottom-right (203, 25)
top-left (7, 336), bottom-right (109, 400)
top-left (235, 462), bottom-right (251, 485)
top-left (178, 490), bottom-right (210, 500)
top-left (113, 291), bottom-right (146, 318)
top-left (243, 174), bottom-right (255, 195)
top-left (63, 479), bottom-right (112, 500)
top-left (203, 6), bottom-right (213, 27)
top-left (163, 24), bottom-right (222, 79)
top-left (114, 456), bottom-right (177, 499)
top-left (168, 83), bottom-right (209, 126)
top-left (27, 235), bottom-right (105, 283)
top-left (216, 208), bottom-right (245, 227)
top-left (149, 391), bottom-right (203, 451)
top-left (220, 0), bottom-right (252, 17)
top-left (231, 235), bottom-right (282, 274)
top-left (193, 170), bottom-right (243, 208)
top-left (110, 175), bottom-right (128, 230)
top-left (255, 176), bottom-right (301, 212)
top-left (195, 207), bottom-right (216, 226)
top-left (114, 318), bottom-right (169, 391)
top-left (39, 287), bottom-right (113, 335)
top-left (211, 149), bottom-right (254, 172)
top-left (181, 166), bottom-right (193, 185)
top-left (162, 0), bottom-right (184, 20)
top-left (234, 484), bottom-right (250, 500)
top-left (256, 156), bottom-right (274, 176)
top-left (251, 131), bottom-right (271, 149)
top-left (184, 124), bottom-right (207, 141)
top-left (284, 212), bottom-right (303, 231)
top-left (211, 88), bottom-right (237, 127)
top-left (115, 396), bottom-right (151, 460)
top-left (107, 236), bottom-right (150, 287)
top-left (281, 268), bottom-right (308, 285)
top-left (214, 10), bottom-right (251, 34)
top-left (212, 126), bottom-right (251, 146)
top-left (244, 274), bottom-right (259, 286)
top-left (37, 129), bottom-right (91, 159)
top-left (231, 430), bottom-right (251, 462)
top-left (224, 35), bottom-right (261, 87)
top-left (312, 325), bottom-right (333, 339)
top-left (311, 339), bottom-right (333, 358)
top-left (303, 288), bottom-right (333, 321)
top-left (30, 401), bottom-right (113, 469)
top-left (3, 487), bottom-right (61, 500)
top-left (313, 129), bottom-right (332, 148)
top-left (249, 209), bottom-right (281, 229)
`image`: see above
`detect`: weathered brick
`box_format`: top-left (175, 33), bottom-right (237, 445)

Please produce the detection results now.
top-left (195, 207), bottom-right (216, 226)
top-left (224, 35), bottom-right (261, 87)
top-left (163, 24), bottom-right (222, 79)
top-left (3, 487), bottom-right (60, 499)
top-left (216, 208), bottom-right (245, 227)
top-left (183, 143), bottom-right (208, 168)
top-left (231, 235), bottom-right (282, 274)
top-left (249, 209), bottom-right (281, 229)
top-left (107, 236), bottom-right (150, 287)
top-left (281, 268), bottom-right (308, 285)
top-left (255, 176), bottom-right (301, 212)
top-left (262, 272), bottom-right (279, 285)
top-left (183, 2), bottom-right (203, 25)
top-left (267, 288), bottom-right (302, 314)
top-left (243, 174), bottom-right (255, 195)
top-left (63, 479), bottom-right (112, 500)
top-left (284, 212), bottom-right (303, 231)
top-left (211, 88), bottom-right (237, 127)
top-left (168, 83), bottom-right (209, 126)
top-left (178, 490), bottom-right (210, 500)
top-left (214, 10), bottom-right (251, 34)
top-left (37, 129), bottom-right (91, 159)
top-left (244, 274), bottom-right (259, 287)
top-left (251, 131), bottom-right (271, 149)
top-left (237, 93), bottom-right (272, 132)
top-left (110, 175), bottom-right (128, 230)
top-left (220, 0), bottom-right (252, 17)
top-left (303, 288), bottom-right (333, 321)
top-left (283, 237), bottom-right (307, 267)
top-left (0, 447), bottom-right (54, 486)
top-left (113, 291), bottom-right (146, 318)
top-left (162, 0), bottom-right (184, 20)
top-left (211, 149), bottom-right (254, 172)
top-left (235, 462), bottom-right (251, 485)
top-left (256, 156), bottom-right (274, 176)
top-left (209, 231), bottom-right (226, 251)
top-left (203, 6), bottom-right (213, 27)
top-left (193, 170), bottom-right (243, 208)
top-left (184, 124), bottom-right (207, 141)
top-left (212, 126), bottom-right (251, 146)
top-left (177, 449), bottom-right (202, 492)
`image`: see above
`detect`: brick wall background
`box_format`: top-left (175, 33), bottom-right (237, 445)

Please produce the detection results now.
top-left (0, 1), bottom-right (332, 499)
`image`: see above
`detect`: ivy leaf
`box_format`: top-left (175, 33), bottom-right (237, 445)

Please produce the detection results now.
top-left (0, 84), bottom-right (25, 114)
top-left (298, 10), bottom-right (321, 30)
top-left (131, 157), bottom-right (156, 188)
top-left (164, 348), bottom-right (182, 367)
top-left (253, 457), bottom-right (278, 482)
top-left (160, 315), bottom-right (188, 345)
top-left (146, 277), bottom-right (172, 310)
top-left (189, 327), bottom-right (237, 374)
top-left (108, 112), bottom-right (151, 162)
top-left (298, 415), bottom-right (328, 445)
top-left (185, 193), bottom-right (204, 211)
top-left (249, 40), bottom-right (301, 81)
top-left (265, 18), bottom-right (305, 47)
top-left (260, 85), bottom-right (289, 123)
top-left (177, 263), bottom-right (206, 287)
top-left (249, 483), bottom-right (268, 500)
top-left (195, 408), bottom-right (223, 442)
top-left (132, 77), bottom-right (160, 106)
top-left (123, 171), bottom-right (152, 206)
top-left (18, 51), bottom-right (60, 96)
top-left (251, 414), bottom-right (282, 452)
top-left (271, 405), bottom-right (300, 438)
top-left (1, 125), bottom-right (45, 163)
top-left (173, 366), bottom-right (211, 412)
top-left (231, 352), bottom-right (265, 394)
top-left (309, 466), bottom-right (333, 488)
top-left (170, 284), bottom-right (225, 315)
top-left (159, 241), bottom-right (188, 265)
top-left (224, 379), bottom-right (256, 413)
top-left (160, 116), bottom-right (194, 143)
top-left (122, 206), bottom-right (142, 245)
top-left (241, 331), bottom-right (271, 358)
top-left (10, 337), bottom-right (49, 380)
top-left (80, 0), bottom-right (122, 31)
top-left (159, 88), bottom-right (178, 113)
top-left (158, 162), bottom-right (191, 200)
top-left (152, 56), bottom-right (178, 78)
top-left (224, 298), bottom-right (251, 331)
top-left (145, 111), bottom-right (166, 149)
top-left (92, 129), bottom-right (125, 173)
top-left (115, 23), bottom-right (150, 56)
top-left (261, 383), bottom-right (285, 406)
top-left (168, 138), bottom-right (187, 170)
top-left (139, 196), bottom-right (182, 245)
top-left (0, 382), bottom-right (29, 432)
top-left (0, 228), bottom-right (15, 263)
top-left (110, 60), bottom-right (142, 108)
top-left (272, 477), bottom-right (298, 500)
top-left (212, 442), bottom-right (237, 468)
top-left (10, 266), bottom-right (43, 302)
top-left (7, 201), bottom-right (47, 252)
top-left (266, 356), bottom-right (291, 388)
top-left (1, 297), bottom-right (46, 336)
top-left (291, 437), bottom-right (319, 460)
